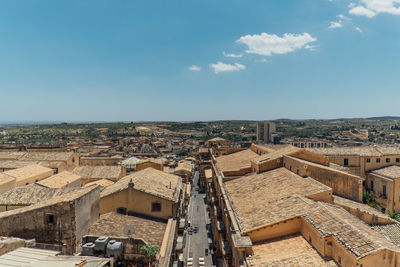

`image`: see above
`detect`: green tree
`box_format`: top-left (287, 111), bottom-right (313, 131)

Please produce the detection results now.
top-left (362, 191), bottom-right (382, 210)
top-left (388, 210), bottom-right (400, 221)
top-left (140, 244), bottom-right (160, 267)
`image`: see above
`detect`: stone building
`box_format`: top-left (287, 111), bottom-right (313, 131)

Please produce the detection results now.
top-left (204, 144), bottom-right (400, 266)
top-left (173, 160), bottom-right (193, 183)
top-left (309, 146), bottom-right (400, 178)
top-left (99, 167), bottom-right (184, 220)
top-left (0, 151), bottom-right (79, 174)
top-left (0, 184), bottom-right (77, 212)
top-left (366, 165), bottom-right (400, 213)
top-left (135, 158), bottom-right (164, 172)
top-left (0, 186), bottom-right (100, 254)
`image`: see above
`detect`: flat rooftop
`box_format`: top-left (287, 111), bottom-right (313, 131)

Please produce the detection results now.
top-left (250, 234), bottom-right (337, 266)
top-left (88, 212), bottom-right (167, 247)
top-left (0, 247), bottom-right (109, 267)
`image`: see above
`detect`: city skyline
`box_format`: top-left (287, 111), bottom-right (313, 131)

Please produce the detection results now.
top-left (1, 0), bottom-right (400, 121)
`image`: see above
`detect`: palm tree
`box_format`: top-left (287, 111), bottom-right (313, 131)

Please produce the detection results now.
top-left (140, 244), bottom-right (160, 267)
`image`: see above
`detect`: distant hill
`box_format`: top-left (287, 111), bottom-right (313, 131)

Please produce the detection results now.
top-left (366, 116), bottom-right (400, 121)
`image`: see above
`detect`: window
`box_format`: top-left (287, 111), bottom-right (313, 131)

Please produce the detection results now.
top-left (383, 185), bottom-right (387, 196)
top-left (366, 158), bottom-right (371, 163)
top-left (376, 158), bottom-right (381, 163)
top-left (117, 207), bottom-right (127, 215)
top-left (46, 214), bottom-right (54, 224)
top-left (386, 158), bottom-right (390, 163)
top-left (152, 202), bottom-right (162, 212)
top-left (396, 158), bottom-right (400, 163)
top-left (371, 181), bottom-right (374, 191)
top-left (344, 158), bottom-right (349, 166)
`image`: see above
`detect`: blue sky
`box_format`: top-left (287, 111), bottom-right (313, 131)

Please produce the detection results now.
top-left (1, 0), bottom-right (400, 122)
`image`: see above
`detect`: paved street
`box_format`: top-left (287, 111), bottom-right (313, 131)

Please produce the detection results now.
top-left (184, 171), bottom-right (213, 266)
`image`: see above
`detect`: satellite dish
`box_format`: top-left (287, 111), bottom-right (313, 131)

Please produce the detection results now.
top-left (123, 225), bottom-right (134, 236)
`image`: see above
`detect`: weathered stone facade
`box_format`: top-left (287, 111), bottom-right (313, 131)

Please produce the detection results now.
top-left (0, 186), bottom-right (100, 254)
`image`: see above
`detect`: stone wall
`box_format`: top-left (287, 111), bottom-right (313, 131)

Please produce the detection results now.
top-left (0, 186), bottom-right (100, 254)
top-left (283, 156), bottom-right (364, 202)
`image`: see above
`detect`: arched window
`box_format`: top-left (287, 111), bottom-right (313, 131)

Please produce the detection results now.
top-left (152, 202), bottom-right (162, 212)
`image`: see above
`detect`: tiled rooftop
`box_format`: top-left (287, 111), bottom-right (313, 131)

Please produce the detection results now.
top-left (215, 149), bottom-right (259, 173)
top-left (0, 184), bottom-right (77, 205)
top-left (101, 167), bottom-right (181, 202)
top-left (225, 168), bottom-right (331, 232)
top-left (304, 201), bottom-right (400, 258)
top-left (174, 161), bottom-right (193, 173)
top-left (370, 165), bottom-right (400, 180)
top-left (88, 212), bottom-right (167, 247)
top-left (309, 146), bottom-right (400, 157)
top-left (0, 152), bottom-right (26, 160)
top-left (0, 160), bottom-right (38, 170)
top-left (308, 146), bottom-right (381, 156)
top-left (251, 145), bottom-right (300, 164)
top-left (250, 234), bottom-right (337, 267)
top-left (83, 179), bottom-right (114, 190)
top-left (72, 166), bottom-right (122, 180)
top-left (0, 186), bottom-right (99, 218)
top-left (371, 223), bottom-right (400, 247)
top-left (19, 152), bottom-right (75, 161)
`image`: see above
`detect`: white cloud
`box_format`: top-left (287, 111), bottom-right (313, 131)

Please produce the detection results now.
top-left (348, 0), bottom-right (400, 17)
top-left (210, 62), bottom-right (246, 74)
top-left (337, 14), bottom-right (350, 20)
top-left (304, 44), bottom-right (319, 51)
top-left (222, 51), bottom-right (243, 58)
top-left (349, 5), bottom-right (377, 17)
top-left (188, 65), bottom-right (201, 71)
top-left (360, 0), bottom-right (400, 15)
top-left (355, 26), bottom-right (363, 32)
top-left (329, 21), bottom-right (344, 28)
top-left (256, 58), bottom-right (268, 63)
top-left (236, 32), bottom-right (317, 56)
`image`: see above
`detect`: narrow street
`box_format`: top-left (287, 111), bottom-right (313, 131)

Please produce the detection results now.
top-left (184, 171), bottom-right (214, 266)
